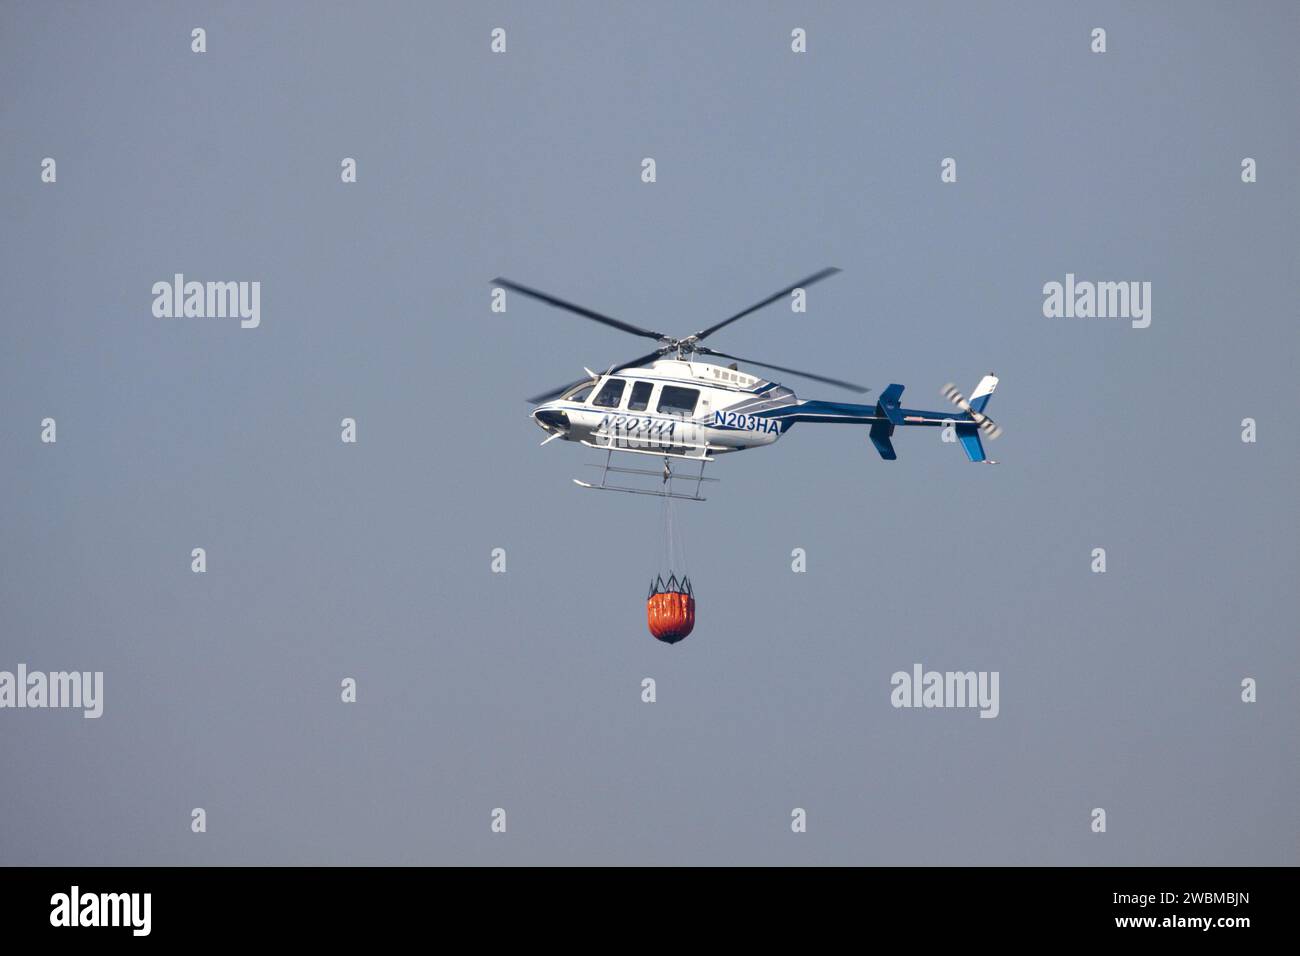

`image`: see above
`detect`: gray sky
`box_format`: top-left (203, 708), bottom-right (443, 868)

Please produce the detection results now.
top-left (1, 1), bottom-right (1296, 865)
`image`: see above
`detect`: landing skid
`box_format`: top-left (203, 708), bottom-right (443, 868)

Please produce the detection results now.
top-left (574, 450), bottom-right (716, 502)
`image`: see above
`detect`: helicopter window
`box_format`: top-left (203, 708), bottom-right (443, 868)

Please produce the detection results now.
top-left (591, 378), bottom-right (626, 408)
top-left (564, 383), bottom-right (596, 403)
top-left (627, 381), bottom-right (654, 411)
top-left (657, 385), bottom-right (699, 416)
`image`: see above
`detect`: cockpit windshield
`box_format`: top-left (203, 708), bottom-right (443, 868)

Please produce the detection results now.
top-left (562, 383), bottom-right (596, 403)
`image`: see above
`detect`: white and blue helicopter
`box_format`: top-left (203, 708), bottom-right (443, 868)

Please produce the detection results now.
top-left (500, 268), bottom-right (1002, 501)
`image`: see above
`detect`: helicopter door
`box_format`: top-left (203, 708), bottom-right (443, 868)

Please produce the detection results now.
top-left (591, 377), bottom-right (626, 408)
top-left (657, 385), bottom-right (700, 453)
top-left (656, 385), bottom-right (698, 416)
top-left (627, 380), bottom-right (654, 412)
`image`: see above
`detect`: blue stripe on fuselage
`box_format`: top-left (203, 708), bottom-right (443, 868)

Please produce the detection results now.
top-left (758, 400), bottom-right (971, 427)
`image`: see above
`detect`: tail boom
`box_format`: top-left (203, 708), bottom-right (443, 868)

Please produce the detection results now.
top-left (757, 375), bottom-right (1002, 462)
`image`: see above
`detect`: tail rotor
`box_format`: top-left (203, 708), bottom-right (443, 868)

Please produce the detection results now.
top-left (941, 376), bottom-right (1002, 440)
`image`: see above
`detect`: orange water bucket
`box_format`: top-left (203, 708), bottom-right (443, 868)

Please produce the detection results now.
top-left (647, 575), bottom-right (695, 643)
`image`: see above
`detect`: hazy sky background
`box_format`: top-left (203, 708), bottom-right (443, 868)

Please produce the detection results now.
top-left (1, 1), bottom-right (1296, 865)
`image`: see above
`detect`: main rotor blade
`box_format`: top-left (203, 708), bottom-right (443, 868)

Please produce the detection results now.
top-left (493, 277), bottom-right (666, 341)
top-left (696, 347), bottom-right (870, 393)
top-left (525, 349), bottom-right (667, 405)
top-left (692, 267), bottom-right (841, 341)
top-left (608, 349), bottom-right (670, 375)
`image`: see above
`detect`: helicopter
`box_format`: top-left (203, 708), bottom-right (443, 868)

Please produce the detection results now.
top-left (497, 268), bottom-right (1003, 501)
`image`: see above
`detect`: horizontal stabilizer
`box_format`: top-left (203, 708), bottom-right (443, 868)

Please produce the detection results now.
top-left (878, 383), bottom-right (904, 405)
top-left (876, 383), bottom-right (905, 425)
top-left (869, 421), bottom-right (897, 460)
